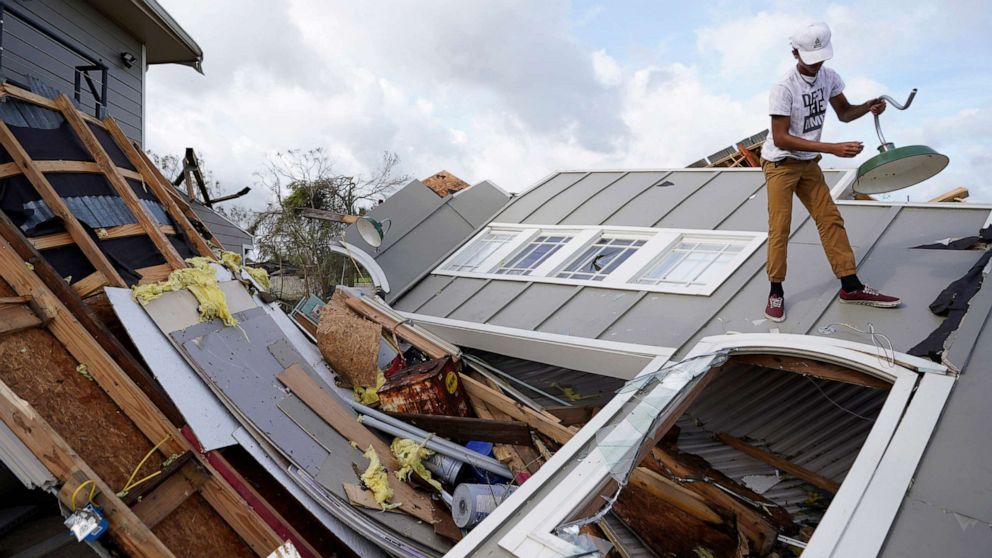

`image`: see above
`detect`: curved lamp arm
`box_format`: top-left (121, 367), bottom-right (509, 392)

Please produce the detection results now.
top-left (874, 89), bottom-right (917, 146)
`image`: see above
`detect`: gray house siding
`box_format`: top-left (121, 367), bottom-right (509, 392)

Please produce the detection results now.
top-left (1, 0), bottom-right (145, 141)
top-left (395, 169), bottom-right (991, 362)
top-left (345, 179), bottom-right (511, 301)
top-left (188, 199), bottom-right (253, 255)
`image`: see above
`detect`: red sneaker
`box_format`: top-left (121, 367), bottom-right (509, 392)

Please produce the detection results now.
top-left (838, 285), bottom-right (900, 308)
top-left (765, 294), bottom-right (785, 322)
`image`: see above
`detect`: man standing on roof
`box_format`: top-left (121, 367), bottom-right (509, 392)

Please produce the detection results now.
top-left (761, 21), bottom-right (900, 322)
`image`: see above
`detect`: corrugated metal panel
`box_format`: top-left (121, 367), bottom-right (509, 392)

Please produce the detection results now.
top-left (521, 172), bottom-right (625, 225)
top-left (601, 171), bottom-right (721, 227)
top-left (494, 172), bottom-right (587, 223)
top-left (677, 364), bottom-right (886, 520)
top-left (486, 283), bottom-right (578, 330)
top-left (467, 350), bottom-right (624, 408)
top-left (447, 281), bottom-right (530, 323)
top-left (560, 171), bottom-right (669, 226)
top-left (21, 195), bottom-right (171, 230)
top-left (653, 171), bottom-right (766, 229)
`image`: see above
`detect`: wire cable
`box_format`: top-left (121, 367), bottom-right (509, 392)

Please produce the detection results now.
top-left (70, 479), bottom-right (96, 511)
top-left (118, 435), bottom-right (170, 497)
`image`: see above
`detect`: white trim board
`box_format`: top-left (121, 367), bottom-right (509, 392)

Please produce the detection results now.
top-left (399, 312), bottom-right (674, 380)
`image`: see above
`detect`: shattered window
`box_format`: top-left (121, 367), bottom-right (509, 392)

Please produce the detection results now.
top-left (445, 231), bottom-right (517, 272)
top-left (636, 239), bottom-right (745, 288)
top-left (495, 235), bottom-right (571, 276)
top-left (556, 237), bottom-right (646, 281)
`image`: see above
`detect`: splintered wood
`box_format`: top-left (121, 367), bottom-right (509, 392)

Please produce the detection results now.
top-left (316, 291), bottom-right (381, 387)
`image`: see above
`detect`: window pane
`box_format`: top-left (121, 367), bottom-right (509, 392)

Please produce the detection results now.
top-left (557, 236), bottom-right (645, 281)
top-left (637, 238), bottom-right (747, 288)
top-left (446, 231), bottom-right (516, 272)
top-left (495, 234), bottom-right (571, 276)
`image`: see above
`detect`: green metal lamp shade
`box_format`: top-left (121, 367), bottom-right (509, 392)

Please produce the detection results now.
top-left (854, 144), bottom-right (949, 195)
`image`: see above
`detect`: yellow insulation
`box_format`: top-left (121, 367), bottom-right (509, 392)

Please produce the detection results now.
top-left (391, 437), bottom-right (443, 492)
top-left (131, 257), bottom-right (238, 326)
top-left (360, 445), bottom-right (401, 510)
top-left (354, 371), bottom-right (386, 405)
top-left (219, 250), bottom-right (270, 290)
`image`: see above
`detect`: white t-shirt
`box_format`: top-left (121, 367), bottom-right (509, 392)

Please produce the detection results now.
top-left (760, 66), bottom-right (845, 162)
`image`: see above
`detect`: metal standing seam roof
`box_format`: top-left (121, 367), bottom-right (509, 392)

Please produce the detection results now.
top-left (394, 168), bottom-right (992, 359)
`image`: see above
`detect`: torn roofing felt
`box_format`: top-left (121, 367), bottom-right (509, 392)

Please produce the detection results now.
top-left (909, 226), bottom-right (992, 362)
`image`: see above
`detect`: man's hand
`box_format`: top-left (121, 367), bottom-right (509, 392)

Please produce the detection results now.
top-left (868, 97), bottom-right (887, 115)
top-left (831, 141), bottom-right (864, 158)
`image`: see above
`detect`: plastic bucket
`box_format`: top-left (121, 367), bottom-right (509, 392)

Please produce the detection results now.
top-left (451, 483), bottom-right (516, 529)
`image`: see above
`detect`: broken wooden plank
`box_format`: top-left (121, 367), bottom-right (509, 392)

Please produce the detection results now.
top-left (629, 467), bottom-right (722, 524)
top-left (0, 299), bottom-right (44, 336)
top-left (928, 186), bottom-right (969, 203)
top-left (544, 404), bottom-right (598, 426)
top-left (277, 363), bottom-right (437, 523)
top-left (461, 374), bottom-right (577, 445)
top-left (72, 271), bottom-right (109, 298)
top-left (732, 354), bottom-right (891, 390)
top-left (0, 379), bottom-right (175, 557)
top-left (716, 433), bottom-right (840, 493)
top-left (0, 119), bottom-right (125, 287)
top-left (132, 460), bottom-right (211, 527)
top-left (385, 412), bottom-right (533, 445)
top-left (56, 95), bottom-right (186, 270)
top-left (468, 396), bottom-right (531, 476)
top-left (104, 118), bottom-right (216, 258)
top-left (648, 445), bottom-right (787, 553)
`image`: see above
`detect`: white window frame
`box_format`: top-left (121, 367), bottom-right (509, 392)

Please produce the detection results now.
top-left (444, 333), bottom-right (954, 558)
top-left (435, 223), bottom-right (766, 296)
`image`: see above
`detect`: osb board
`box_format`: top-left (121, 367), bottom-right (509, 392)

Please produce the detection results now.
top-left (0, 277), bottom-right (252, 557)
top-left (153, 492), bottom-right (255, 558)
top-left (316, 291), bottom-right (380, 387)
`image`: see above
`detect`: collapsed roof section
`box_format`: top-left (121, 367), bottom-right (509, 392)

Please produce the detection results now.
top-left (0, 82), bottom-right (218, 295)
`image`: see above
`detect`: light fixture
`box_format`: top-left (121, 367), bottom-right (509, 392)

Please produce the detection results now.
top-left (120, 52), bottom-right (137, 68)
top-left (854, 89), bottom-right (949, 194)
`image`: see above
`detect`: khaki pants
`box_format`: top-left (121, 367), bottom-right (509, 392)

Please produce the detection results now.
top-left (762, 157), bottom-right (856, 283)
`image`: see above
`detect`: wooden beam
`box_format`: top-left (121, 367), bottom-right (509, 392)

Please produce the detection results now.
top-left (460, 375), bottom-right (577, 445)
top-left (732, 354), bottom-right (891, 390)
top-left (299, 207), bottom-right (360, 224)
top-left (31, 224), bottom-right (177, 251)
top-left (132, 460), bottom-right (211, 528)
top-left (72, 271), bottom-right (108, 298)
top-left (737, 142), bottom-right (761, 167)
top-left (853, 192), bottom-right (877, 201)
top-left (0, 160), bottom-right (144, 181)
top-left (716, 433), bottom-right (840, 493)
top-left (0, 379), bottom-right (175, 557)
top-left (469, 396), bottom-right (531, 477)
top-left (0, 119), bottom-right (126, 287)
top-left (928, 186), bottom-right (969, 203)
top-left (105, 118), bottom-right (216, 258)
top-left (544, 405), bottom-right (598, 426)
top-left (384, 412), bottom-right (533, 445)
top-left (137, 263), bottom-right (173, 284)
top-left (276, 364), bottom-right (437, 523)
top-left (55, 95), bottom-right (185, 270)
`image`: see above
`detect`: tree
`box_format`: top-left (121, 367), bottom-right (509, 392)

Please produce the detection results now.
top-left (146, 149), bottom-right (252, 229)
top-left (249, 148), bottom-right (409, 299)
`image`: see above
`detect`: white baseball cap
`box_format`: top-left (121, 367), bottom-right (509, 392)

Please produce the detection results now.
top-left (790, 22), bottom-right (833, 64)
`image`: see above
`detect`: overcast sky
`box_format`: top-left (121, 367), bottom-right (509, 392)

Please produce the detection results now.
top-left (147, 0), bottom-right (992, 211)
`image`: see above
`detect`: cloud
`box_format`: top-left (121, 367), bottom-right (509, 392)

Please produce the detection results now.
top-left (146, 0), bottom-right (991, 212)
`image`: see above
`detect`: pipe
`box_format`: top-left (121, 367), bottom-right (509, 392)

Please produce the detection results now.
top-left (346, 400), bottom-right (470, 454)
top-left (357, 414), bottom-right (513, 478)
top-left (873, 89), bottom-right (917, 148)
top-left (463, 353), bottom-right (572, 408)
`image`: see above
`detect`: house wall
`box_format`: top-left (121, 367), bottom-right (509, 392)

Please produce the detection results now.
top-left (1, 0), bottom-right (145, 141)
